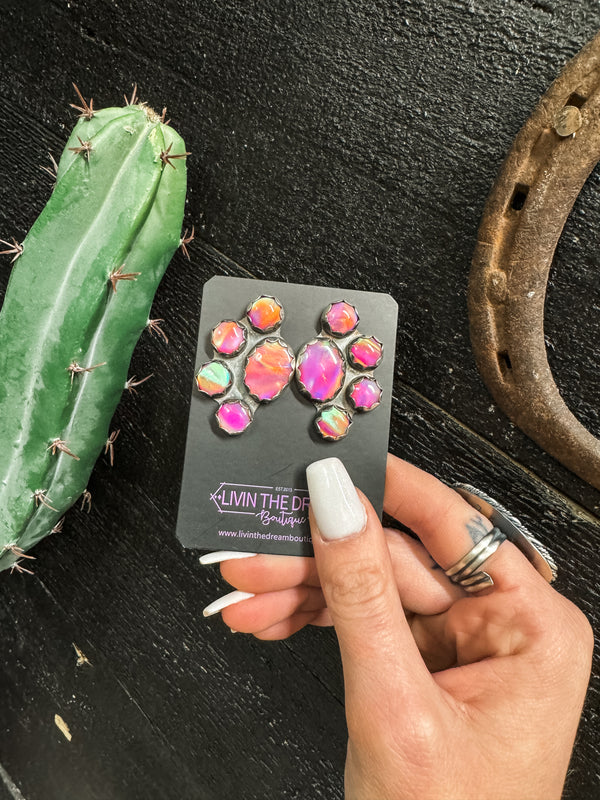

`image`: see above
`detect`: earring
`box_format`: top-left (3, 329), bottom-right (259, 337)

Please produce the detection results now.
top-left (295, 301), bottom-right (383, 441)
top-left (195, 295), bottom-right (295, 435)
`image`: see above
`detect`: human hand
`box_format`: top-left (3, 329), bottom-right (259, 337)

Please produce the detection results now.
top-left (203, 457), bottom-right (465, 639)
top-left (203, 455), bottom-right (593, 799)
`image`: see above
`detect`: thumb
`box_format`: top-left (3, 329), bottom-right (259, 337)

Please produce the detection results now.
top-left (306, 458), bottom-right (432, 710)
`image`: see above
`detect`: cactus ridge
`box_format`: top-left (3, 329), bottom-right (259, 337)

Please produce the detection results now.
top-left (0, 98), bottom-right (187, 570)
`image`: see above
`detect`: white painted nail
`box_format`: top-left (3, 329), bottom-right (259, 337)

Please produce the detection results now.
top-left (199, 550), bottom-right (258, 565)
top-left (306, 457), bottom-right (366, 541)
top-left (203, 590), bottom-right (255, 618)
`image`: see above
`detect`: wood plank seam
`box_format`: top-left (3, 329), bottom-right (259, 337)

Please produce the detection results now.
top-left (392, 385), bottom-right (600, 526)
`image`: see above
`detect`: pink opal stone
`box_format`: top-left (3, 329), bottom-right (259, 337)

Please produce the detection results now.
top-left (348, 335), bottom-right (384, 370)
top-left (296, 339), bottom-right (345, 402)
top-left (215, 399), bottom-right (253, 435)
top-left (347, 376), bottom-right (382, 411)
top-left (322, 301), bottom-right (359, 337)
top-left (211, 320), bottom-right (247, 356)
top-left (314, 405), bottom-right (352, 440)
top-left (195, 360), bottom-right (232, 398)
top-left (244, 339), bottom-right (295, 402)
top-left (246, 295), bottom-right (284, 333)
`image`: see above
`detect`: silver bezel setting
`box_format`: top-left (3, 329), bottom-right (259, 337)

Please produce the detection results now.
top-left (215, 398), bottom-right (254, 436)
top-left (295, 337), bottom-right (346, 403)
top-left (195, 359), bottom-right (234, 399)
top-left (346, 376), bottom-right (383, 412)
top-left (313, 404), bottom-right (353, 441)
top-left (245, 295), bottom-right (285, 334)
top-left (243, 337), bottom-right (296, 403)
top-left (210, 318), bottom-right (248, 358)
top-left (347, 335), bottom-right (384, 371)
top-left (320, 299), bottom-right (360, 338)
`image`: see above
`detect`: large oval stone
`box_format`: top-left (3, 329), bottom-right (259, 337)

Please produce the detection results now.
top-left (244, 338), bottom-right (295, 402)
top-left (296, 338), bottom-right (345, 402)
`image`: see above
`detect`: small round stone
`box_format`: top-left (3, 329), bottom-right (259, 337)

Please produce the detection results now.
top-left (215, 399), bottom-right (253, 435)
top-left (296, 338), bottom-right (345, 402)
top-left (246, 295), bottom-right (284, 333)
top-left (347, 376), bottom-right (382, 411)
top-left (321, 300), bottom-right (359, 337)
top-left (195, 360), bottom-right (233, 398)
top-left (347, 335), bottom-right (384, 370)
top-left (211, 319), bottom-right (247, 357)
top-left (244, 338), bottom-right (295, 402)
top-left (314, 406), bottom-right (352, 441)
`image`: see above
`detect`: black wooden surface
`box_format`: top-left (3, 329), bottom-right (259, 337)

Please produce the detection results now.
top-left (1, 1), bottom-right (599, 798)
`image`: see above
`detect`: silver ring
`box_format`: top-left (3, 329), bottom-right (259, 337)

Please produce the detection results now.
top-left (452, 484), bottom-right (557, 583)
top-left (444, 527), bottom-right (507, 592)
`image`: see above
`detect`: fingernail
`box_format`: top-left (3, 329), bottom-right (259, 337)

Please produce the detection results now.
top-left (230, 628), bottom-right (238, 633)
top-left (203, 590), bottom-right (255, 618)
top-left (306, 457), bottom-right (366, 541)
top-left (199, 550), bottom-right (258, 565)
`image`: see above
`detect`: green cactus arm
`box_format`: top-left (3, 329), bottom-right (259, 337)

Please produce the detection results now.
top-left (11, 124), bottom-right (187, 560)
top-left (0, 103), bottom-right (187, 569)
top-left (55, 107), bottom-right (140, 183)
top-left (0, 108), bottom-right (161, 535)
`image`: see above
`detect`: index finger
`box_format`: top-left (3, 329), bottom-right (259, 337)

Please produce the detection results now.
top-left (383, 454), bottom-right (544, 593)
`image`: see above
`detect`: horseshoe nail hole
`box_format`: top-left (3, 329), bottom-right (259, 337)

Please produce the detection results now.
top-left (565, 92), bottom-right (586, 109)
top-left (509, 183), bottom-right (529, 212)
top-left (497, 350), bottom-right (513, 379)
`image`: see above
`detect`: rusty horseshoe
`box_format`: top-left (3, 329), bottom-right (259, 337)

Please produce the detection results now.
top-left (469, 32), bottom-right (600, 490)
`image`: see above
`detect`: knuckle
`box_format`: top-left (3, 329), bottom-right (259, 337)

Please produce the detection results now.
top-left (346, 698), bottom-right (440, 757)
top-left (326, 561), bottom-right (387, 619)
top-left (411, 492), bottom-right (467, 538)
top-left (531, 594), bottom-right (595, 678)
top-left (561, 599), bottom-right (595, 662)
top-left (409, 495), bottom-right (451, 536)
top-left (388, 708), bottom-right (442, 771)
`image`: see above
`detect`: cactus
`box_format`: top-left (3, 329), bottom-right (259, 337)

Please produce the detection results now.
top-left (0, 87), bottom-right (188, 573)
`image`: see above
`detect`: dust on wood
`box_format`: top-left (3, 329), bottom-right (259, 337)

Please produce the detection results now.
top-left (72, 642), bottom-right (92, 667)
top-left (54, 714), bottom-right (72, 742)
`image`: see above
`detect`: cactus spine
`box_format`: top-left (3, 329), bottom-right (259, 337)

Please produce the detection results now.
top-left (0, 91), bottom-right (188, 572)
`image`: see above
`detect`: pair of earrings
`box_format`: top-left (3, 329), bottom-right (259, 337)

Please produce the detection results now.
top-left (195, 296), bottom-right (383, 441)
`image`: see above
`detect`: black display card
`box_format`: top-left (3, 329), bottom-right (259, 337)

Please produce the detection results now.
top-left (176, 276), bottom-right (398, 557)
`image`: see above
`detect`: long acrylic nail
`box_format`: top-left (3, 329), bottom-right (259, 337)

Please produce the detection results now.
top-left (203, 590), bottom-right (255, 618)
top-left (306, 457), bottom-right (366, 541)
top-left (199, 550), bottom-right (258, 565)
